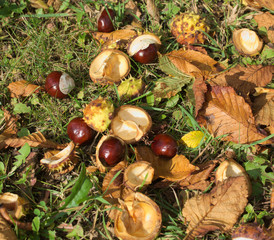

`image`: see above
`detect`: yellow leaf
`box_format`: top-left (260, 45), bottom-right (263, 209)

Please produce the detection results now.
top-left (181, 131), bottom-right (205, 148)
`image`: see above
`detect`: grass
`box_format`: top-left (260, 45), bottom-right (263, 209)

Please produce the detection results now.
top-left (0, 0), bottom-right (273, 239)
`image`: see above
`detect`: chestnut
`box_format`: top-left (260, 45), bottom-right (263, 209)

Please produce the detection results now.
top-left (45, 71), bottom-right (75, 99)
top-left (151, 134), bottom-right (178, 158)
top-left (67, 117), bottom-right (95, 145)
top-left (98, 8), bottom-right (115, 33)
top-left (133, 44), bottom-right (158, 64)
top-left (99, 136), bottom-right (125, 166)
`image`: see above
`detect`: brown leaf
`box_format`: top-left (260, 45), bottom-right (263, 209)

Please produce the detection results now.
top-left (8, 80), bottom-right (42, 98)
top-left (146, 0), bottom-right (160, 24)
top-left (210, 65), bottom-right (274, 97)
top-left (193, 77), bottom-right (208, 116)
top-left (0, 215), bottom-right (17, 240)
top-left (166, 49), bottom-right (225, 78)
top-left (153, 160), bottom-right (217, 191)
top-left (197, 86), bottom-right (272, 144)
top-left (1, 132), bottom-right (66, 150)
top-left (135, 146), bottom-right (197, 181)
top-left (254, 12), bottom-right (274, 43)
top-left (252, 88), bottom-right (274, 128)
top-left (182, 176), bottom-right (249, 239)
top-left (92, 28), bottom-right (137, 50)
top-left (245, 0), bottom-right (274, 10)
top-left (0, 109), bottom-right (18, 150)
top-left (125, 0), bottom-right (142, 25)
top-left (102, 161), bottom-right (127, 205)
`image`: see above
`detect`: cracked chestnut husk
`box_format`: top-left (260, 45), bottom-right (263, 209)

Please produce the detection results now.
top-left (95, 135), bottom-right (127, 172)
top-left (89, 49), bottom-right (131, 85)
top-left (114, 192), bottom-right (162, 240)
top-left (233, 28), bottom-right (263, 56)
top-left (127, 33), bottom-right (161, 64)
top-left (111, 105), bottom-right (152, 144)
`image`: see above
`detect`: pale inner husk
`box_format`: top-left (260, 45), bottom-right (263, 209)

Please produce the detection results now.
top-left (59, 73), bottom-right (75, 94)
top-left (117, 201), bottom-right (159, 237)
top-left (90, 50), bottom-right (129, 81)
top-left (112, 106), bottom-right (151, 143)
top-left (125, 163), bottom-right (154, 187)
top-left (40, 142), bottom-right (74, 166)
top-left (239, 30), bottom-right (259, 52)
top-left (128, 34), bottom-right (161, 56)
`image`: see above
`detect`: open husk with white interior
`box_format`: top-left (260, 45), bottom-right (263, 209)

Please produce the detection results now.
top-left (114, 192), bottom-right (162, 240)
top-left (111, 105), bottom-right (152, 144)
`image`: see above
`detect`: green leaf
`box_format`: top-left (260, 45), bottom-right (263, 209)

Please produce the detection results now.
top-left (58, 0), bottom-right (70, 12)
top-left (153, 76), bottom-right (192, 99)
top-left (0, 162), bottom-right (4, 173)
top-left (66, 225), bottom-right (84, 238)
top-left (17, 127), bottom-right (30, 137)
top-left (13, 103), bottom-right (31, 114)
top-left (166, 95), bottom-right (179, 108)
top-left (48, 230), bottom-right (56, 240)
top-left (32, 216), bottom-right (40, 232)
top-left (60, 164), bottom-right (93, 210)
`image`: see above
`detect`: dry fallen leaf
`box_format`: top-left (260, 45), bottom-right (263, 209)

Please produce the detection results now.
top-left (146, 0), bottom-right (160, 25)
top-left (254, 12), bottom-right (274, 43)
top-left (244, 0), bottom-right (274, 10)
top-left (182, 176), bottom-right (249, 240)
top-left (193, 78), bottom-right (208, 116)
top-left (135, 146), bottom-right (197, 181)
top-left (102, 161), bottom-right (127, 205)
top-left (29, 0), bottom-right (49, 9)
top-left (210, 65), bottom-right (274, 97)
top-left (1, 131), bottom-right (67, 150)
top-left (8, 80), bottom-right (42, 98)
top-left (197, 86), bottom-right (272, 144)
top-left (153, 160), bottom-right (218, 191)
top-left (165, 49), bottom-right (225, 78)
top-left (92, 28), bottom-right (137, 50)
top-left (0, 215), bottom-right (17, 240)
top-left (0, 109), bottom-right (18, 150)
top-left (252, 88), bottom-right (274, 131)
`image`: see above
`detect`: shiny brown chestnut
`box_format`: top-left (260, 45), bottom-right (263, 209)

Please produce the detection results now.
top-left (99, 136), bottom-right (125, 166)
top-left (133, 44), bottom-right (158, 64)
top-left (45, 71), bottom-right (75, 99)
top-left (67, 117), bottom-right (95, 145)
top-left (151, 134), bottom-right (178, 158)
top-left (98, 8), bottom-right (115, 33)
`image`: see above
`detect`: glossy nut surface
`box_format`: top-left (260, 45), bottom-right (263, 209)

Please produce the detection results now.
top-left (151, 134), bottom-right (178, 158)
top-left (98, 8), bottom-right (115, 33)
top-left (99, 136), bottom-right (125, 166)
top-left (133, 44), bottom-right (158, 64)
top-left (67, 117), bottom-right (95, 145)
top-left (45, 71), bottom-right (66, 99)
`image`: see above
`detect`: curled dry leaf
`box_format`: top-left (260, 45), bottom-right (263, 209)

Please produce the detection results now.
top-left (210, 65), bottom-right (274, 97)
top-left (1, 131), bottom-right (67, 150)
top-left (252, 88), bottom-right (274, 131)
top-left (146, 0), bottom-right (160, 25)
top-left (197, 86), bottom-right (272, 144)
top-left (182, 176), bottom-right (249, 240)
top-left (135, 146), bottom-right (197, 181)
top-left (254, 12), bottom-right (274, 43)
top-left (192, 77), bottom-right (208, 116)
top-left (162, 49), bottom-right (225, 79)
top-left (0, 215), bottom-right (17, 240)
top-left (153, 160), bottom-right (218, 191)
top-left (102, 161), bottom-right (127, 205)
top-left (8, 80), bottom-right (42, 98)
top-left (0, 109), bottom-right (18, 150)
top-left (92, 28), bottom-right (137, 50)
top-left (243, 0), bottom-right (274, 10)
